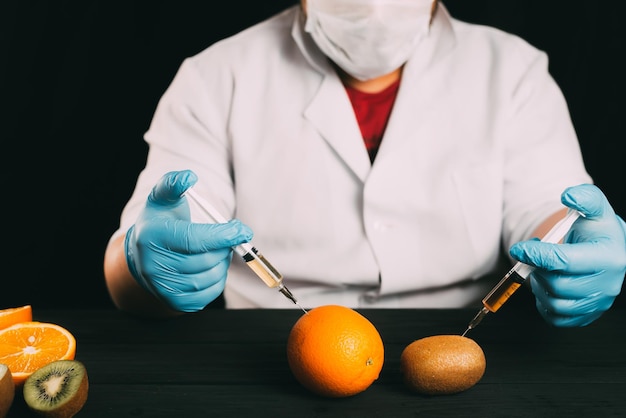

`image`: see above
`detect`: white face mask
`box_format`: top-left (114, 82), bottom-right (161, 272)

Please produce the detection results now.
top-left (304, 0), bottom-right (434, 81)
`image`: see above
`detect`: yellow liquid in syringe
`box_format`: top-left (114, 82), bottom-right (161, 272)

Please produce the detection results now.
top-left (242, 250), bottom-right (283, 288)
top-left (482, 269), bottom-right (525, 312)
top-left (241, 248), bottom-right (305, 311)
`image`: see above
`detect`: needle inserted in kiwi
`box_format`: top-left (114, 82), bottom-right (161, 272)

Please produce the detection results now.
top-left (23, 359), bottom-right (88, 418)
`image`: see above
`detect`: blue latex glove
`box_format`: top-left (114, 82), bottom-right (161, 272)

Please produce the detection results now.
top-left (510, 184), bottom-right (626, 327)
top-left (125, 170), bottom-right (253, 312)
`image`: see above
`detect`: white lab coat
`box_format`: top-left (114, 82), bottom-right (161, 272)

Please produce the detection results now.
top-left (112, 4), bottom-right (591, 309)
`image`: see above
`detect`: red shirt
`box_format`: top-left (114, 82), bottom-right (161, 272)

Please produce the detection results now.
top-left (344, 79), bottom-right (401, 162)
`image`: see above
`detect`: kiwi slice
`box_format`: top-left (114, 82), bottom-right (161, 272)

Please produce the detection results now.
top-left (23, 360), bottom-right (88, 418)
top-left (0, 363), bottom-right (15, 418)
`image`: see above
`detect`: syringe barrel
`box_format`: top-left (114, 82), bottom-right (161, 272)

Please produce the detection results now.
top-left (239, 246), bottom-right (283, 288)
top-left (482, 268), bottom-right (526, 312)
top-left (186, 187), bottom-right (286, 290)
top-left (482, 209), bottom-right (582, 312)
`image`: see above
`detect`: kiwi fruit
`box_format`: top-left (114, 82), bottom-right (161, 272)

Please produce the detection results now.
top-left (400, 334), bottom-right (486, 395)
top-left (0, 363), bottom-right (15, 418)
top-left (23, 360), bottom-right (89, 418)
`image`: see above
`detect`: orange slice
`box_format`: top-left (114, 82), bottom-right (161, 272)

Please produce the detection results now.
top-left (0, 321), bottom-right (76, 386)
top-left (0, 305), bottom-right (33, 330)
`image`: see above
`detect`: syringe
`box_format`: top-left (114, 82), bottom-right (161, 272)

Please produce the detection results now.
top-left (184, 188), bottom-right (307, 313)
top-left (462, 209), bottom-right (582, 336)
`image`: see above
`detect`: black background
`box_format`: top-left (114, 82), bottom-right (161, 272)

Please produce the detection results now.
top-left (2, 1), bottom-right (624, 309)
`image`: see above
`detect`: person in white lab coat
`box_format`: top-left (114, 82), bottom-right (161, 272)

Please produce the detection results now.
top-left (104, 0), bottom-right (625, 324)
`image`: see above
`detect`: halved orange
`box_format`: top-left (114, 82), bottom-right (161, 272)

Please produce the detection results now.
top-left (0, 321), bottom-right (76, 386)
top-left (0, 305), bottom-right (33, 330)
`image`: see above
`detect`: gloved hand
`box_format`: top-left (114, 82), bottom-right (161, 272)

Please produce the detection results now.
top-left (125, 170), bottom-right (253, 312)
top-left (509, 184), bottom-right (626, 327)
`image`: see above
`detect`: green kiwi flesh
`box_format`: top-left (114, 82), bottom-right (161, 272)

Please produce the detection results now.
top-left (23, 360), bottom-right (88, 418)
top-left (0, 363), bottom-right (15, 418)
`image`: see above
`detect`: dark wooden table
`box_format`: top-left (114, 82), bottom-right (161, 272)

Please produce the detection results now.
top-left (7, 301), bottom-right (626, 417)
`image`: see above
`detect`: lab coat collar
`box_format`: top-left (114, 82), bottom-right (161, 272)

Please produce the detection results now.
top-left (290, 3), bottom-right (458, 184)
top-left (304, 74), bottom-right (373, 182)
top-left (293, 6), bottom-right (372, 181)
top-left (291, 6), bottom-right (331, 77)
top-left (411, 2), bottom-right (457, 72)
top-left (372, 2), bottom-right (457, 165)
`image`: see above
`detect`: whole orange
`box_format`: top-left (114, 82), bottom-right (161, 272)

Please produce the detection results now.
top-left (286, 305), bottom-right (384, 398)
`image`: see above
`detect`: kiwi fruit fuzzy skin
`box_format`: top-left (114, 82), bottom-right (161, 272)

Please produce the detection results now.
top-left (23, 359), bottom-right (89, 418)
top-left (400, 335), bottom-right (486, 395)
top-left (0, 363), bottom-right (15, 418)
